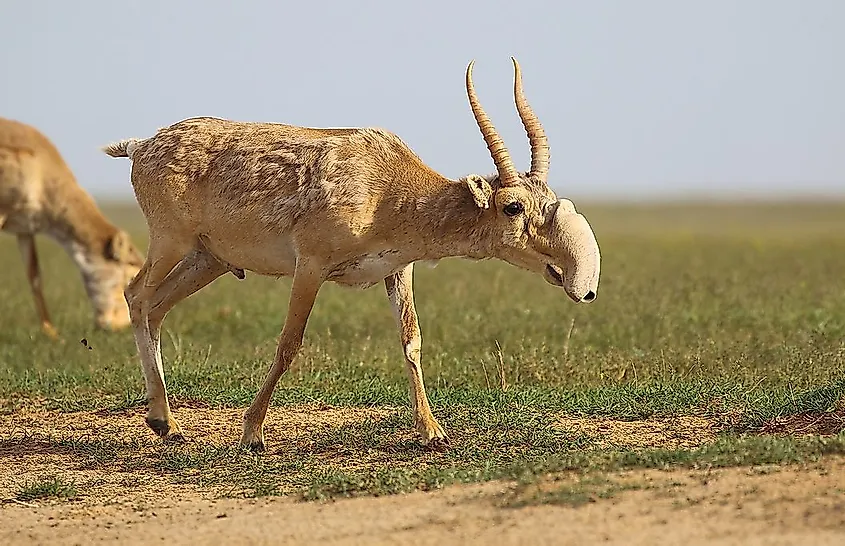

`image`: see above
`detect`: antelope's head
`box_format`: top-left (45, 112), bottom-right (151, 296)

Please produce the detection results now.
top-left (462, 58), bottom-right (600, 303)
top-left (78, 229), bottom-right (144, 330)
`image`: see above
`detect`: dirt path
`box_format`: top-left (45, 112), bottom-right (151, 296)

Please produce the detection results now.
top-left (1, 404), bottom-right (724, 506)
top-left (3, 404), bottom-right (845, 544)
top-left (2, 459), bottom-right (845, 546)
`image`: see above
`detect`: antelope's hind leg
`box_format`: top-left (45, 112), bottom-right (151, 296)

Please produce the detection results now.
top-left (126, 242), bottom-right (227, 442)
top-left (385, 264), bottom-right (450, 451)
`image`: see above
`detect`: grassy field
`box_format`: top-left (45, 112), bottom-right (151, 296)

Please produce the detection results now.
top-left (2, 201), bottom-right (845, 503)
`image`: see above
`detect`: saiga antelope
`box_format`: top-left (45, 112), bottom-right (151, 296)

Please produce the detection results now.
top-left (0, 118), bottom-right (144, 337)
top-left (103, 58), bottom-right (601, 451)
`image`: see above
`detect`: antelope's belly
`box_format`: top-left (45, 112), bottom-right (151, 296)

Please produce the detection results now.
top-left (198, 229), bottom-right (297, 277)
top-left (328, 250), bottom-right (407, 288)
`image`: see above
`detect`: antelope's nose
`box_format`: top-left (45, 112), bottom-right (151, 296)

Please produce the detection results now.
top-left (582, 290), bottom-right (596, 302)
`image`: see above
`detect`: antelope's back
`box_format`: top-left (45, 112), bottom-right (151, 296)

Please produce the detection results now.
top-left (0, 118), bottom-right (76, 221)
top-left (127, 116), bottom-right (440, 234)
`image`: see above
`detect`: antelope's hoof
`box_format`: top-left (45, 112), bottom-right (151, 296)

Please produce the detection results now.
top-left (419, 419), bottom-right (450, 452)
top-left (239, 426), bottom-right (266, 453)
top-left (424, 436), bottom-right (451, 452)
top-left (164, 432), bottom-right (186, 444)
top-left (42, 323), bottom-right (60, 340)
top-left (241, 440), bottom-right (266, 453)
top-left (146, 416), bottom-right (184, 443)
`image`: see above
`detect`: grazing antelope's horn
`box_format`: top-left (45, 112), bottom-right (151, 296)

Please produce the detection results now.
top-left (466, 60), bottom-right (519, 187)
top-left (512, 57), bottom-right (550, 183)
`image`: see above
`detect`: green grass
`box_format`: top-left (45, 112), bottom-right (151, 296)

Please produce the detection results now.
top-left (15, 475), bottom-right (78, 502)
top-left (503, 474), bottom-right (650, 508)
top-left (6, 407), bottom-right (845, 502)
top-left (301, 425), bottom-right (845, 500)
top-left (2, 201), bottom-right (845, 501)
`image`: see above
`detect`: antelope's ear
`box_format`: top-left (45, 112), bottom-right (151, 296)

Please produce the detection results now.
top-left (463, 174), bottom-right (493, 209)
top-left (106, 230), bottom-right (142, 264)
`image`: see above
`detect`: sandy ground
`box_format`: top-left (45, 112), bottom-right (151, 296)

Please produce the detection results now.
top-left (2, 460), bottom-right (845, 546)
top-left (2, 404), bottom-right (844, 545)
top-left (0, 404), bottom-right (725, 506)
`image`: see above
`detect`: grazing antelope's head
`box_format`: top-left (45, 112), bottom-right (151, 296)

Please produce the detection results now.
top-left (77, 229), bottom-right (144, 329)
top-left (462, 58), bottom-right (600, 303)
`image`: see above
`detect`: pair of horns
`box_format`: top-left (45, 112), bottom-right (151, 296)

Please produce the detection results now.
top-left (466, 57), bottom-right (550, 187)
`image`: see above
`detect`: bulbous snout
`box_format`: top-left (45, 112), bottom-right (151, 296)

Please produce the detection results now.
top-left (548, 202), bottom-right (601, 304)
top-left (96, 304), bottom-right (132, 331)
top-left (87, 262), bottom-right (140, 332)
top-left (563, 280), bottom-right (598, 304)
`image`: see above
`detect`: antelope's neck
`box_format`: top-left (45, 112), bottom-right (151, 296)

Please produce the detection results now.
top-left (45, 186), bottom-right (117, 275)
top-left (389, 176), bottom-right (494, 262)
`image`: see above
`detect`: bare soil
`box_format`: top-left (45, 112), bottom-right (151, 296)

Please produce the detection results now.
top-left (2, 405), bottom-right (845, 545)
top-left (556, 414), bottom-right (719, 449)
top-left (3, 460), bottom-right (845, 545)
top-left (1, 403), bottom-right (400, 505)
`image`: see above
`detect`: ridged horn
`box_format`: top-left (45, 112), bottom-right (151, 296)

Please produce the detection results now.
top-left (512, 57), bottom-right (550, 183)
top-left (466, 60), bottom-right (519, 187)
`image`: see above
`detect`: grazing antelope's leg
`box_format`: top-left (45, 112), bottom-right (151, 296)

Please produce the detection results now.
top-left (385, 264), bottom-right (449, 450)
top-left (241, 260), bottom-right (323, 451)
top-left (125, 238), bottom-right (188, 442)
top-left (16, 234), bottom-right (58, 339)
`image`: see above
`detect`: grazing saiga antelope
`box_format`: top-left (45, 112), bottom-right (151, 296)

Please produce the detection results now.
top-left (0, 118), bottom-right (144, 337)
top-left (103, 58), bottom-right (600, 451)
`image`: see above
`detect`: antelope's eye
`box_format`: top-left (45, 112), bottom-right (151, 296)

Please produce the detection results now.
top-left (503, 202), bottom-right (524, 216)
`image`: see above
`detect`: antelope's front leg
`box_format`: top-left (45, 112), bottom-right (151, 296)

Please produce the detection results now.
top-left (16, 234), bottom-right (59, 338)
top-left (241, 261), bottom-right (323, 452)
top-left (384, 264), bottom-right (450, 451)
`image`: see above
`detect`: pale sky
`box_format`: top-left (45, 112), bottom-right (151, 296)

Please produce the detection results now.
top-left (1, 0), bottom-right (843, 200)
